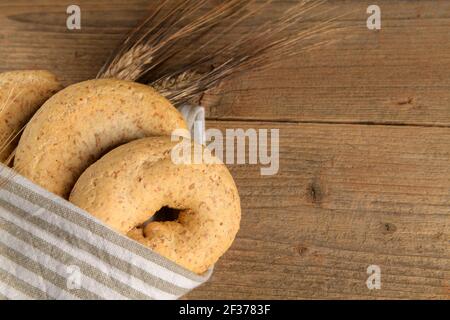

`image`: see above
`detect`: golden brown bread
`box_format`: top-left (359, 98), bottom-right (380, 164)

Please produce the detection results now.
top-left (0, 70), bottom-right (62, 162)
top-left (14, 79), bottom-right (187, 198)
top-left (69, 137), bottom-right (241, 274)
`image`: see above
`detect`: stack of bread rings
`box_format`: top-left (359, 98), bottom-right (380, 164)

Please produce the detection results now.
top-left (1, 70), bottom-right (241, 275)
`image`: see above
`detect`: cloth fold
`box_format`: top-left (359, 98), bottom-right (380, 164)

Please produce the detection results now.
top-left (177, 105), bottom-right (206, 145)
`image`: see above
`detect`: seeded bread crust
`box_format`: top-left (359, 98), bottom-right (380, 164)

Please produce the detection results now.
top-left (0, 70), bottom-right (62, 162)
top-left (14, 79), bottom-right (187, 198)
top-left (69, 137), bottom-right (241, 274)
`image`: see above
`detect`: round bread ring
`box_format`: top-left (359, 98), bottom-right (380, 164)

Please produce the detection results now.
top-left (69, 137), bottom-right (241, 274)
top-left (14, 79), bottom-right (187, 198)
top-left (0, 70), bottom-right (62, 162)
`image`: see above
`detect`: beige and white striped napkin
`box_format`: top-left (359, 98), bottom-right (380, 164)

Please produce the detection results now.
top-left (0, 165), bottom-right (212, 300)
top-left (0, 106), bottom-right (211, 300)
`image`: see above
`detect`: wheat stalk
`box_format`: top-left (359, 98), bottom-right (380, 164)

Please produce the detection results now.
top-left (152, 71), bottom-right (201, 96)
top-left (0, 86), bottom-right (29, 166)
top-left (98, 0), bottom-right (348, 105)
top-left (98, 0), bottom-right (251, 80)
top-left (100, 44), bottom-right (154, 81)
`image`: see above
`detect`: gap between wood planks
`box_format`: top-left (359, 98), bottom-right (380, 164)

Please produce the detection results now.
top-left (206, 117), bottom-right (450, 129)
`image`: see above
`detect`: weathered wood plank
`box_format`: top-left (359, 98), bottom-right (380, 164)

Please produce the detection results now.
top-left (202, 0), bottom-right (450, 125)
top-left (0, 0), bottom-right (449, 299)
top-left (186, 121), bottom-right (450, 299)
top-left (1, 1), bottom-right (450, 125)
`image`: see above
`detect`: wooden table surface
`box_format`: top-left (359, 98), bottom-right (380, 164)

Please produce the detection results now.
top-left (0, 0), bottom-right (449, 299)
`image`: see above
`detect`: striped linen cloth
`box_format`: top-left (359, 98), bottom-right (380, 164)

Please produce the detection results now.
top-left (0, 106), bottom-right (211, 300)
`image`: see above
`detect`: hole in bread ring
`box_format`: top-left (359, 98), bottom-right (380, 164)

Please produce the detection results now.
top-left (147, 206), bottom-right (181, 223)
top-left (69, 137), bottom-right (241, 274)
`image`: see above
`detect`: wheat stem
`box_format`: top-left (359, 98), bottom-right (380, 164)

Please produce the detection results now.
top-left (98, 0), bottom-right (347, 105)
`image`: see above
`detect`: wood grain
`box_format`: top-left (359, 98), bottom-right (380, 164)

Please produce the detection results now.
top-left (0, 0), bottom-right (449, 299)
top-left (203, 0), bottom-right (450, 126)
top-left (186, 121), bottom-right (450, 299)
top-left (1, 0), bottom-right (450, 125)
